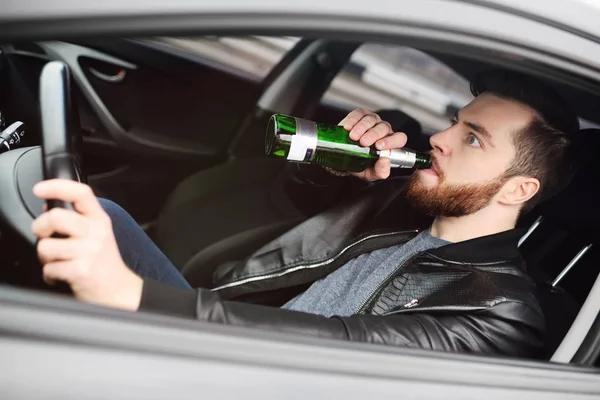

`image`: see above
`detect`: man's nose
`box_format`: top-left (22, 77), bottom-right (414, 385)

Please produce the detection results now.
top-left (429, 130), bottom-right (452, 157)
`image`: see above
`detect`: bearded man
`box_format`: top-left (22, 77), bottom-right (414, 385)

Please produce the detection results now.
top-left (30, 70), bottom-right (578, 358)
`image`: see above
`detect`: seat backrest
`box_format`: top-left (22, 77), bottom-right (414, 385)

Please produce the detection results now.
top-left (537, 128), bottom-right (600, 238)
top-left (519, 128), bottom-right (600, 358)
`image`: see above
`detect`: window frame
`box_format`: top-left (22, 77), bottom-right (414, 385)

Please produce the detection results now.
top-left (1, 0), bottom-right (600, 396)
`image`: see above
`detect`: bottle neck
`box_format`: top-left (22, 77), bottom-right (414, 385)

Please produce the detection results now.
top-left (379, 148), bottom-right (431, 169)
top-left (414, 152), bottom-right (432, 169)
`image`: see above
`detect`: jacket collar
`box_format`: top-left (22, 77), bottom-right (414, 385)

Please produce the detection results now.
top-left (427, 227), bottom-right (525, 264)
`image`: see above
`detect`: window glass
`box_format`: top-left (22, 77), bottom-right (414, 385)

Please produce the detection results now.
top-left (322, 44), bottom-right (473, 133)
top-left (148, 36), bottom-right (300, 80)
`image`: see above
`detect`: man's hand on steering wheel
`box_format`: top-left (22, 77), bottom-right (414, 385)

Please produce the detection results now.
top-left (32, 179), bottom-right (142, 311)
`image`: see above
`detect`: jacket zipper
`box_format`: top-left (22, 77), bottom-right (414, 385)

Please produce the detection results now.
top-left (356, 252), bottom-right (523, 314)
top-left (212, 230), bottom-right (419, 292)
top-left (355, 252), bottom-right (423, 314)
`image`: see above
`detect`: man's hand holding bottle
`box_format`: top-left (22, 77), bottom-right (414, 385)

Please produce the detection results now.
top-left (267, 109), bottom-right (430, 180)
top-left (337, 108), bottom-right (410, 181)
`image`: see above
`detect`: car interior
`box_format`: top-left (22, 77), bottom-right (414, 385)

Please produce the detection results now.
top-left (0, 36), bottom-right (598, 365)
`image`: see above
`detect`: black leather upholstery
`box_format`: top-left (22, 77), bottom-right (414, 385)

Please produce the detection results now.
top-left (520, 128), bottom-right (600, 358)
top-left (538, 129), bottom-right (600, 237)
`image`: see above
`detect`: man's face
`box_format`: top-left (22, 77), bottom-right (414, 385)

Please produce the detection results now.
top-left (407, 93), bottom-right (537, 217)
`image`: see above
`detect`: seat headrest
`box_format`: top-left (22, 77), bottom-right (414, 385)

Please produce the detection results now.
top-left (538, 128), bottom-right (600, 238)
top-left (567, 128), bottom-right (600, 170)
top-left (375, 109), bottom-right (431, 152)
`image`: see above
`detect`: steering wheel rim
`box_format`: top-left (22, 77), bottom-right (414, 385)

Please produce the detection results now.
top-left (0, 61), bottom-right (87, 248)
top-left (39, 61), bottom-right (82, 210)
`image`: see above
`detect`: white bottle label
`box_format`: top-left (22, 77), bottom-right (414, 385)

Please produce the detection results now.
top-left (287, 118), bottom-right (318, 162)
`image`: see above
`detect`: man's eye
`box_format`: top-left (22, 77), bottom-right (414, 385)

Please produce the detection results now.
top-left (466, 133), bottom-right (482, 148)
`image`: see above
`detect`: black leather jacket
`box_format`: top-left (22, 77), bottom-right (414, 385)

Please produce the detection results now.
top-left (140, 174), bottom-right (546, 359)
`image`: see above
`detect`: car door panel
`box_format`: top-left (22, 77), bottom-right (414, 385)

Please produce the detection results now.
top-left (2, 39), bottom-right (268, 222)
top-left (40, 39), bottom-right (261, 158)
top-left (78, 44), bottom-right (261, 154)
top-left (0, 286), bottom-right (599, 400)
top-left (71, 39), bottom-right (267, 222)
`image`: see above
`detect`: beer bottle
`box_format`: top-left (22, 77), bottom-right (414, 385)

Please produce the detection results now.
top-left (265, 114), bottom-right (431, 172)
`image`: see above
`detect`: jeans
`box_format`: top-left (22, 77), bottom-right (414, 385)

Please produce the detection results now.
top-left (98, 198), bottom-right (192, 289)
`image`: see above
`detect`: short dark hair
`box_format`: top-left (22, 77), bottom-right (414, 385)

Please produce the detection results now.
top-left (470, 70), bottom-right (579, 213)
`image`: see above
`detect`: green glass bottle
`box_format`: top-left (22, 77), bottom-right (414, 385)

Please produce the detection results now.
top-left (265, 114), bottom-right (432, 172)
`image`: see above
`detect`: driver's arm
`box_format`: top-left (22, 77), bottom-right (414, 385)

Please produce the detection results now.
top-left (139, 278), bottom-right (544, 357)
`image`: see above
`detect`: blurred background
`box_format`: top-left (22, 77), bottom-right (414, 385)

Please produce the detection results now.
top-left (149, 36), bottom-right (475, 134)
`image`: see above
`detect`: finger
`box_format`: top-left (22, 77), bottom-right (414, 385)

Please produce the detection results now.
top-left (44, 277), bottom-right (56, 285)
top-left (37, 238), bottom-right (88, 263)
top-left (33, 180), bottom-right (104, 218)
top-left (349, 114), bottom-right (382, 141)
top-left (43, 274), bottom-right (59, 286)
top-left (32, 208), bottom-right (89, 239)
top-left (373, 158), bottom-right (392, 180)
top-left (338, 108), bottom-right (370, 131)
top-left (359, 121), bottom-right (393, 147)
top-left (43, 260), bottom-right (81, 285)
top-left (351, 158), bottom-right (391, 182)
top-left (374, 131), bottom-right (408, 150)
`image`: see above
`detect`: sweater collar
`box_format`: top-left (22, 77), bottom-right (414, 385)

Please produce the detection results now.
top-left (427, 227), bottom-right (525, 264)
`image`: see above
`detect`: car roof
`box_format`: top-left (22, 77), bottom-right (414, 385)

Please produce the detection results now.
top-left (2, 0), bottom-right (600, 38)
top-left (2, 0), bottom-right (600, 37)
top-left (3, 0), bottom-right (600, 124)
top-left (476, 0), bottom-right (600, 40)
top-left (4, 1), bottom-right (600, 70)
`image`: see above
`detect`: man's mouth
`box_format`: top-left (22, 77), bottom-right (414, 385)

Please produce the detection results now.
top-left (421, 157), bottom-right (441, 178)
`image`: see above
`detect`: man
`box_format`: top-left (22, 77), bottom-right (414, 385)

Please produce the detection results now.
top-left (31, 70), bottom-right (578, 358)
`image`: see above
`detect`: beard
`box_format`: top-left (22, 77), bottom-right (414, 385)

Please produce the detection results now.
top-left (406, 171), bottom-right (508, 218)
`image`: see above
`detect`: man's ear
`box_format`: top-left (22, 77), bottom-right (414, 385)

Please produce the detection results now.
top-left (499, 176), bottom-right (540, 206)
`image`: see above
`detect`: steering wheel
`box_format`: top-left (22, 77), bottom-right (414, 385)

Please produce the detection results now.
top-left (39, 61), bottom-right (81, 211)
top-left (0, 60), bottom-right (83, 246)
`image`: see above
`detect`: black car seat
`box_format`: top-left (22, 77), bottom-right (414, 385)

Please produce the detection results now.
top-left (152, 109), bottom-right (427, 286)
top-left (517, 128), bottom-right (600, 359)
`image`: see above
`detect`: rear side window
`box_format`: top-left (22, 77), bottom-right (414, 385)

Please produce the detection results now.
top-left (322, 44), bottom-right (473, 133)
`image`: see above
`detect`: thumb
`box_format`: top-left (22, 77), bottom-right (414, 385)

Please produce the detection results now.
top-left (352, 158), bottom-right (391, 182)
top-left (374, 158), bottom-right (391, 179)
